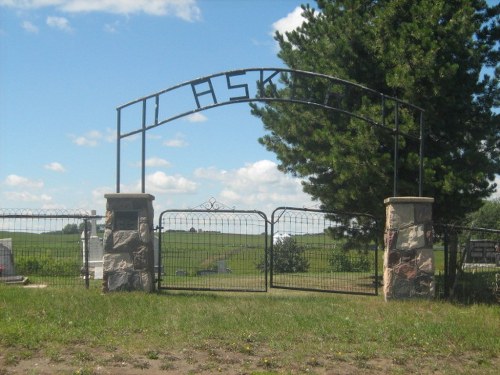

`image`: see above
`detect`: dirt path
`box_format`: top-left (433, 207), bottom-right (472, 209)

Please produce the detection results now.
top-left (1, 348), bottom-right (499, 374)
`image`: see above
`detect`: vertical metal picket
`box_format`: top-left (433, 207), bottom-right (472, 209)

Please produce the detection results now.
top-left (83, 219), bottom-right (90, 289)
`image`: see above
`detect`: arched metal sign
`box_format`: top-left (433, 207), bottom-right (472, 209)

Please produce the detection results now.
top-left (116, 68), bottom-right (424, 196)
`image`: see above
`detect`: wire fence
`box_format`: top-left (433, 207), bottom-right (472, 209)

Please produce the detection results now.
top-left (0, 209), bottom-right (103, 288)
top-left (434, 224), bottom-right (500, 304)
top-left (1, 208), bottom-right (498, 303)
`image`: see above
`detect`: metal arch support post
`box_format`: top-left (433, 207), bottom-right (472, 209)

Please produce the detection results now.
top-left (393, 102), bottom-right (399, 197)
top-left (116, 108), bottom-right (121, 193)
top-left (419, 111), bottom-right (424, 197)
top-left (141, 99), bottom-right (147, 194)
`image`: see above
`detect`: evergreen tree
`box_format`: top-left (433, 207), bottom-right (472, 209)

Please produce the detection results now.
top-left (252, 0), bottom-right (499, 221)
top-left (467, 198), bottom-right (500, 229)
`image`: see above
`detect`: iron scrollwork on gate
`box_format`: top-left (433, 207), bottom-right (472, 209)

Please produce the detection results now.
top-left (189, 197), bottom-right (235, 211)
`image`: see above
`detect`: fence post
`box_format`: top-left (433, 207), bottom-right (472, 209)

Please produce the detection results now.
top-left (269, 215), bottom-right (275, 288)
top-left (156, 222), bottom-right (162, 291)
top-left (443, 229), bottom-right (449, 298)
top-left (447, 231), bottom-right (458, 299)
top-left (84, 219), bottom-right (90, 289)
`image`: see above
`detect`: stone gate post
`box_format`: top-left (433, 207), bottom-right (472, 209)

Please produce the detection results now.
top-left (103, 193), bottom-right (155, 292)
top-left (384, 197), bottom-right (434, 301)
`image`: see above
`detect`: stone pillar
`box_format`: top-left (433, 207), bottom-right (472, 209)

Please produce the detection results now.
top-left (384, 197), bottom-right (434, 301)
top-left (103, 193), bottom-right (155, 292)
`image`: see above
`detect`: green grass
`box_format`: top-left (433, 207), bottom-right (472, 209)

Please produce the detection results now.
top-left (1, 285), bottom-right (499, 374)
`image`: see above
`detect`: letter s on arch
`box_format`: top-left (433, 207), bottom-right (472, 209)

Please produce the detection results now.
top-left (226, 71), bottom-right (250, 101)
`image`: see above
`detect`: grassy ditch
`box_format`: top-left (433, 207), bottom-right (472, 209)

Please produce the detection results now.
top-left (0, 285), bottom-right (499, 374)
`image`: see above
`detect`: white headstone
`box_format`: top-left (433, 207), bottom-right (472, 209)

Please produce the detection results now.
top-left (0, 238), bottom-right (16, 276)
top-left (154, 234), bottom-right (159, 271)
top-left (81, 211), bottom-right (104, 279)
top-left (90, 209), bottom-right (98, 237)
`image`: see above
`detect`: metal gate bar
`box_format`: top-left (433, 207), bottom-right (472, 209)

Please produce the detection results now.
top-left (158, 207), bottom-right (268, 292)
top-left (270, 207), bottom-right (379, 295)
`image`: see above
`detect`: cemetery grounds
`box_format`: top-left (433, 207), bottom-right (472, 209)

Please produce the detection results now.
top-left (1, 229), bottom-right (500, 374)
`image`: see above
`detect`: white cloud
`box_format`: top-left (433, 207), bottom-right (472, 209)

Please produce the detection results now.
top-left (193, 166), bottom-right (227, 180)
top-left (44, 162), bottom-right (66, 172)
top-left (146, 157), bottom-right (171, 168)
top-left (73, 136), bottom-right (97, 146)
top-left (163, 134), bottom-right (187, 148)
top-left (40, 202), bottom-right (66, 209)
top-left (145, 171), bottom-right (197, 194)
top-left (3, 191), bottom-right (52, 203)
top-left (21, 20), bottom-right (39, 33)
top-left (103, 20), bottom-right (119, 33)
top-left (195, 160), bottom-right (314, 211)
top-left (1, 0), bottom-right (202, 21)
top-left (186, 112), bottom-right (207, 123)
top-left (133, 157), bottom-right (171, 168)
top-left (271, 6), bottom-right (306, 37)
top-left (91, 186), bottom-right (113, 207)
top-left (234, 159), bottom-right (283, 185)
top-left (46, 15), bottom-right (72, 32)
top-left (4, 174), bottom-right (44, 189)
top-left (70, 130), bottom-right (102, 147)
top-left (0, 1), bottom-right (62, 7)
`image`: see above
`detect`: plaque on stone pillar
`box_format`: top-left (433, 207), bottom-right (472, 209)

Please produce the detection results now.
top-left (114, 211), bottom-right (138, 231)
top-left (103, 194), bottom-right (155, 293)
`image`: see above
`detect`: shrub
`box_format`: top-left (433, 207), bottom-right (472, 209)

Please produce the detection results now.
top-left (15, 255), bottom-right (80, 276)
top-left (258, 237), bottom-right (309, 273)
top-left (328, 249), bottom-right (371, 272)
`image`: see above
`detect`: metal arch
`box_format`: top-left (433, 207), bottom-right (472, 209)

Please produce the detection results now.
top-left (116, 67), bottom-right (425, 197)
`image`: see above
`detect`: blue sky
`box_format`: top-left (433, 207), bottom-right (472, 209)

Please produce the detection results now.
top-left (1, 0), bottom-right (498, 218)
top-left (0, 0), bottom-right (317, 215)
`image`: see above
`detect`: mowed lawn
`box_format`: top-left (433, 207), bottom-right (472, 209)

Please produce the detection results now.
top-left (0, 285), bottom-right (499, 375)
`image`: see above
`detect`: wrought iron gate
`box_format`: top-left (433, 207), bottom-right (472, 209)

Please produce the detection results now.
top-left (270, 207), bottom-right (379, 295)
top-left (158, 201), bottom-right (379, 295)
top-left (157, 200), bottom-right (268, 292)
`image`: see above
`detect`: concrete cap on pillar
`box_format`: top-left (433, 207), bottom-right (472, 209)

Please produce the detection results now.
top-left (384, 196), bottom-right (434, 205)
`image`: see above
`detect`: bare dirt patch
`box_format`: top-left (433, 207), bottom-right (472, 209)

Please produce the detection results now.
top-left (1, 347), bottom-right (499, 375)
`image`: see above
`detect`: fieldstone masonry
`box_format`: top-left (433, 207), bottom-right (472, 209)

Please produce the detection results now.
top-left (103, 193), bottom-right (155, 292)
top-left (384, 197), bottom-right (434, 301)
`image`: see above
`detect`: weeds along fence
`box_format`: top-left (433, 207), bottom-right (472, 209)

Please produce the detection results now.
top-left (0, 209), bottom-right (103, 288)
top-left (435, 224), bottom-right (500, 304)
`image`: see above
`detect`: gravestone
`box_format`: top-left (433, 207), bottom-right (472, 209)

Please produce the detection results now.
top-left (81, 210), bottom-right (104, 279)
top-left (153, 233), bottom-right (159, 272)
top-left (466, 240), bottom-right (497, 264)
top-left (217, 260), bottom-right (230, 274)
top-left (0, 238), bottom-right (16, 277)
